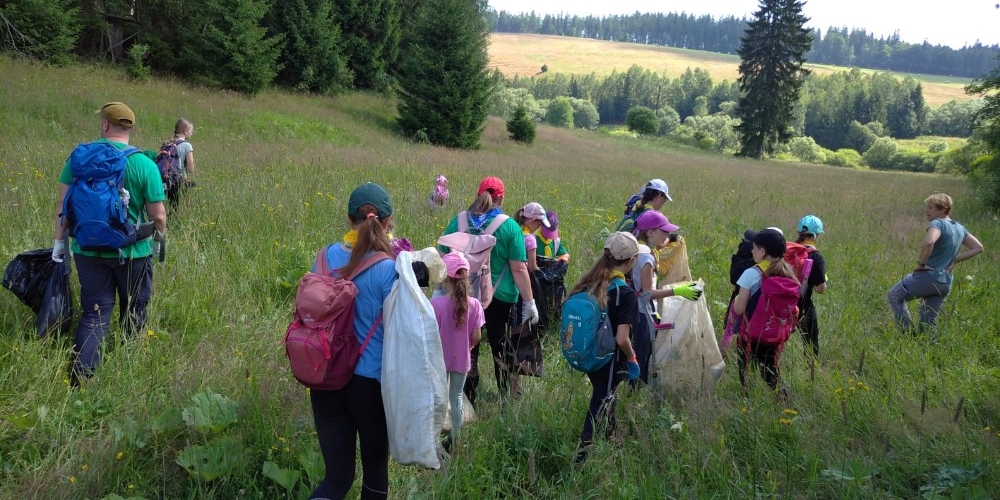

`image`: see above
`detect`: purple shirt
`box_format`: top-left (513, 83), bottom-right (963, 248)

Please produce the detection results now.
top-left (431, 295), bottom-right (485, 373)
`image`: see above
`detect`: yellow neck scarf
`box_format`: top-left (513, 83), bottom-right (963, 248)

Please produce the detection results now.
top-left (342, 229), bottom-right (392, 248)
top-left (609, 270), bottom-right (627, 282)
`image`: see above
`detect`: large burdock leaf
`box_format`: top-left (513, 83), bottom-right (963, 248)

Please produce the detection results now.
top-left (182, 388), bottom-right (238, 434)
top-left (175, 436), bottom-right (244, 482)
top-left (262, 460), bottom-right (301, 492)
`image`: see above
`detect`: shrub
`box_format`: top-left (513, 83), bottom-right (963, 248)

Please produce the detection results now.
top-left (127, 44), bottom-right (151, 82)
top-left (506, 105), bottom-right (536, 144)
top-left (825, 148), bottom-right (863, 168)
top-left (490, 87), bottom-right (541, 120)
top-left (891, 150), bottom-right (938, 173)
top-left (545, 96), bottom-right (574, 128)
top-left (862, 137), bottom-right (898, 170)
top-left (928, 141), bottom-right (948, 153)
top-left (625, 106), bottom-right (658, 135)
top-left (788, 136), bottom-right (828, 164)
top-left (657, 107), bottom-right (681, 136)
top-left (570, 98), bottom-right (600, 129)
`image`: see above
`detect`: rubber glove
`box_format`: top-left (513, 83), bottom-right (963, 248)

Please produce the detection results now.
top-left (151, 239), bottom-right (161, 258)
top-left (672, 282), bottom-right (702, 301)
top-left (52, 239), bottom-right (67, 263)
top-left (626, 356), bottom-right (641, 380)
top-left (521, 299), bottom-right (539, 325)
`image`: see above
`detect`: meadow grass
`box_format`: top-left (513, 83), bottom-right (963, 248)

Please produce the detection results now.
top-left (1, 56), bottom-right (999, 499)
top-left (487, 33), bottom-right (975, 107)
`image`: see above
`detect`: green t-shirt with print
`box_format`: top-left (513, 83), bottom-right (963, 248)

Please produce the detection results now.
top-left (439, 212), bottom-right (527, 304)
top-left (59, 139), bottom-right (166, 258)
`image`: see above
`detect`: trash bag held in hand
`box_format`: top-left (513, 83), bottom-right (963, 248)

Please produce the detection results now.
top-left (37, 259), bottom-right (74, 338)
top-left (3, 248), bottom-right (58, 313)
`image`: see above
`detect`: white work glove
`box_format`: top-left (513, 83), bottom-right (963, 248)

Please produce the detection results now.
top-left (151, 239), bottom-right (161, 257)
top-left (521, 299), bottom-right (539, 326)
top-left (52, 239), bottom-right (67, 263)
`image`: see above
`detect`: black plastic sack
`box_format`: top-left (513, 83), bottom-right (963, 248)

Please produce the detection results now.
top-left (37, 259), bottom-right (74, 338)
top-left (533, 257), bottom-right (568, 330)
top-left (3, 248), bottom-right (57, 314)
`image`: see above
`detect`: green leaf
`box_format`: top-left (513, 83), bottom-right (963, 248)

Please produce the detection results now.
top-left (110, 417), bottom-right (147, 448)
top-left (298, 448), bottom-right (325, 487)
top-left (181, 388), bottom-right (238, 434)
top-left (0, 405), bottom-right (48, 430)
top-left (150, 407), bottom-right (184, 434)
top-left (175, 436), bottom-right (244, 482)
top-left (262, 460), bottom-right (301, 492)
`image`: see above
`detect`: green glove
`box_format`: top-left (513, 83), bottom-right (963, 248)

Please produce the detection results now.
top-left (672, 282), bottom-right (702, 301)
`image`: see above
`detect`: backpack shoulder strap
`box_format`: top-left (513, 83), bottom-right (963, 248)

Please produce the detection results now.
top-left (313, 244), bottom-right (333, 276)
top-left (457, 211), bottom-right (469, 233)
top-left (345, 251), bottom-right (392, 281)
top-left (483, 214), bottom-right (510, 235)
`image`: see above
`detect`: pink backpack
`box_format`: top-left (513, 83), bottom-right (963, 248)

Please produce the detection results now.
top-left (436, 211), bottom-right (509, 309)
top-left (283, 246), bottom-right (391, 390)
top-left (743, 275), bottom-right (801, 345)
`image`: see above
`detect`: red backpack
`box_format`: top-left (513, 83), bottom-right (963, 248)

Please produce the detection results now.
top-left (743, 274), bottom-right (801, 345)
top-left (283, 246), bottom-right (391, 390)
top-left (783, 242), bottom-right (814, 295)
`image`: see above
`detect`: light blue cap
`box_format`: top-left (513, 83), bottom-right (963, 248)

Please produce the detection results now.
top-left (798, 215), bottom-right (824, 235)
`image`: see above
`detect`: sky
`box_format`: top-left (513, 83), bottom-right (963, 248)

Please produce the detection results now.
top-left (488, 0), bottom-right (1000, 49)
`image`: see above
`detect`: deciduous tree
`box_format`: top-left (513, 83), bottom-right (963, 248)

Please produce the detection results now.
top-left (966, 52), bottom-right (1000, 211)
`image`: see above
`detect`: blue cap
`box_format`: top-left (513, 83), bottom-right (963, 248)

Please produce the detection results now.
top-left (798, 215), bottom-right (824, 235)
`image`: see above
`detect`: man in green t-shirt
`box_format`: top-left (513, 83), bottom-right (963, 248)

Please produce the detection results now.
top-left (53, 102), bottom-right (167, 384)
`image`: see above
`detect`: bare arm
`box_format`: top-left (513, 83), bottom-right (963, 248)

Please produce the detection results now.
top-left (732, 286), bottom-right (751, 316)
top-left (642, 263), bottom-right (674, 300)
top-left (145, 200), bottom-right (167, 236)
top-left (954, 232), bottom-right (984, 264)
top-left (916, 226), bottom-right (942, 269)
top-left (509, 260), bottom-right (533, 301)
top-left (470, 327), bottom-right (482, 349)
top-left (54, 183), bottom-right (69, 240)
top-left (526, 248), bottom-right (538, 273)
top-left (185, 151), bottom-right (195, 176)
top-left (614, 324), bottom-right (635, 359)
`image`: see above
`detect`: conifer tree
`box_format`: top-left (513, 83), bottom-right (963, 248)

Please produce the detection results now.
top-left (396, 0), bottom-right (494, 149)
top-left (735, 0), bottom-right (812, 158)
top-left (966, 53), bottom-right (1000, 211)
top-left (0, 0), bottom-right (80, 65)
top-left (270, 0), bottom-right (351, 94)
top-left (334, 0), bottom-right (401, 90)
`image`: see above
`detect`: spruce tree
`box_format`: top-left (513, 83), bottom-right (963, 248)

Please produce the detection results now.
top-left (507, 105), bottom-right (536, 143)
top-left (396, 0), bottom-right (493, 149)
top-left (0, 0), bottom-right (80, 65)
top-left (966, 53), bottom-right (1000, 211)
top-left (334, 0), bottom-right (401, 90)
top-left (735, 0), bottom-right (812, 158)
top-left (270, 0), bottom-right (351, 94)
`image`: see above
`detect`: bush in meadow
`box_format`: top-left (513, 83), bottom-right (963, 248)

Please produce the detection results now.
top-left (545, 96), bottom-right (575, 128)
top-left (625, 105), bottom-right (658, 135)
top-left (507, 105), bottom-right (536, 144)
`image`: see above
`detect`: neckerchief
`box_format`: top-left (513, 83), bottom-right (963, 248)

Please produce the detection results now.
top-left (801, 238), bottom-right (817, 248)
top-left (539, 234), bottom-right (554, 257)
top-left (609, 270), bottom-right (627, 283)
top-left (468, 207), bottom-right (503, 232)
top-left (342, 229), bottom-right (393, 248)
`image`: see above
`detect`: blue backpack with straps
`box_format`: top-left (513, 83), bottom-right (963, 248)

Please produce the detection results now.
top-left (62, 142), bottom-right (142, 252)
top-left (560, 277), bottom-right (627, 372)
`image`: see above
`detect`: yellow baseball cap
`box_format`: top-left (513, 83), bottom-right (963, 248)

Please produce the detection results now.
top-left (95, 102), bottom-right (135, 128)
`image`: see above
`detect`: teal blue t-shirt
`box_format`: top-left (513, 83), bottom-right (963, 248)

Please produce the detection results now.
top-left (926, 218), bottom-right (968, 284)
top-left (59, 139), bottom-right (165, 258)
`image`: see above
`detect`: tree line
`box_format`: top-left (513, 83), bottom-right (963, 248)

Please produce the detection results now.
top-left (488, 10), bottom-right (1000, 79)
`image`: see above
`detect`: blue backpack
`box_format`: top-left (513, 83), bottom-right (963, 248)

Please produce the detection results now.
top-left (62, 142), bottom-right (142, 252)
top-left (560, 277), bottom-right (626, 372)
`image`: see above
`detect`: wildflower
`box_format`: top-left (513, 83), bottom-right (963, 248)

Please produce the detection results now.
top-left (670, 422), bottom-right (684, 433)
top-left (128, 484), bottom-right (135, 491)
top-left (740, 406), bottom-right (748, 414)
top-left (782, 408), bottom-right (798, 416)
top-left (116, 451), bottom-right (124, 460)
top-left (965, 275), bottom-right (974, 282)
top-left (81, 464), bottom-right (89, 471)
top-left (278, 436), bottom-right (286, 443)
top-left (779, 418), bottom-right (792, 426)
top-left (63, 378), bottom-right (70, 387)
top-left (69, 476), bottom-right (77, 484)
top-left (985, 426), bottom-right (992, 432)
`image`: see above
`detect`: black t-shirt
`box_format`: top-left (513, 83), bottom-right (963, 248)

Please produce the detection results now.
top-left (803, 249), bottom-right (827, 304)
top-left (607, 282), bottom-right (639, 340)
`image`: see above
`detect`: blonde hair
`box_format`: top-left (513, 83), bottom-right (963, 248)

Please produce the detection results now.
top-left (763, 257), bottom-right (798, 282)
top-left (924, 193), bottom-right (953, 215)
top-left (566, 249), bottom-right (630, 310)
top-left (468, 192), bottom-right (498, 215)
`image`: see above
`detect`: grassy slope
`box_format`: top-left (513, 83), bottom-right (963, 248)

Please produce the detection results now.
top-left (488, 33), bottom-right (975, 107)
top-left (1, 57), bottom-right (998, 498)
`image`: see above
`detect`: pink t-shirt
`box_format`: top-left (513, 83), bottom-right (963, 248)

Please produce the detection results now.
top-left (522, 232), bottom-right (537, 252)
top-left (431, 295), bottom-right (485, 373)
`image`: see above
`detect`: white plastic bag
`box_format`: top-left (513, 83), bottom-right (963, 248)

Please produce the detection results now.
top-left (650, 278), bottom-right (725, 396)
top-left (381, 252), bottom-right (448, 469)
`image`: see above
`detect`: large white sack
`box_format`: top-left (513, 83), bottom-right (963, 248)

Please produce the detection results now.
top-left (382, 252), bottom-right (448, 469)
top-left (650, 279), bottom-right (725, 396)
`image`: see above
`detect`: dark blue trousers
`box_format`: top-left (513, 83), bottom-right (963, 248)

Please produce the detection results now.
top-left (72, 254), bottom-right (152, 377)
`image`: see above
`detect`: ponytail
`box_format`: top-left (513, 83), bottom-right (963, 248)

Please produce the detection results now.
top-left (447, 271), bottom-right (470, 327)
top-left (468, 192), bottom-right (497, 215)
top-left (632, 188), bottom-right (659, 213)
top-left (338, 204), bottom-right (393, 277)
top-left (763, 257), bottom-right (798, 282)
top-left (566, 249), bottom-right (627, 310)
top-left (514, 208), bottom-right (528, 226)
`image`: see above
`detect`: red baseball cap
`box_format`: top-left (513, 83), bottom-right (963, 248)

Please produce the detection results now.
top-left (478, 176), bottom-right (505, 198)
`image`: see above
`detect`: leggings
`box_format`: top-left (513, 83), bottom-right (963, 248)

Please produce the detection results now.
top-left (309, 376), bottom-right (388, 500)
top-left (464, 299), bottom-right (516, 405)
top-left (448, 371), bottom-right (467, 443)
top-left (580, 358), bottom-right (626, 444)
top-left (738, 339), bottom-right (783, 394)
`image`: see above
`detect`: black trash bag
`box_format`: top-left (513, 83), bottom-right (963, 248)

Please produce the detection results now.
top-left (3, 248), bottom-right (58, 314)
top-left (533, 256), bottom-right (568, 330)
top-left (37, 259), bottom-right (74, 338)
top-left (507, 272), bottom-right (545, 377)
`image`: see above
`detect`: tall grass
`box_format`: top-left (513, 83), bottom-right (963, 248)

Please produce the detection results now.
top-left (1, 55), bottom-right (998, 499)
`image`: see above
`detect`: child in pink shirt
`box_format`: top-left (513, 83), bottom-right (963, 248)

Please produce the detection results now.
top-left (431, 252), bottom-right (484, 452)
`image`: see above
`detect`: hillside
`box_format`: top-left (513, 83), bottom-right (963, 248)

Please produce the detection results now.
top-left (488, 33), bottom-right (975, 106)
top-left (1, 57), bottom-right (998, 498)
